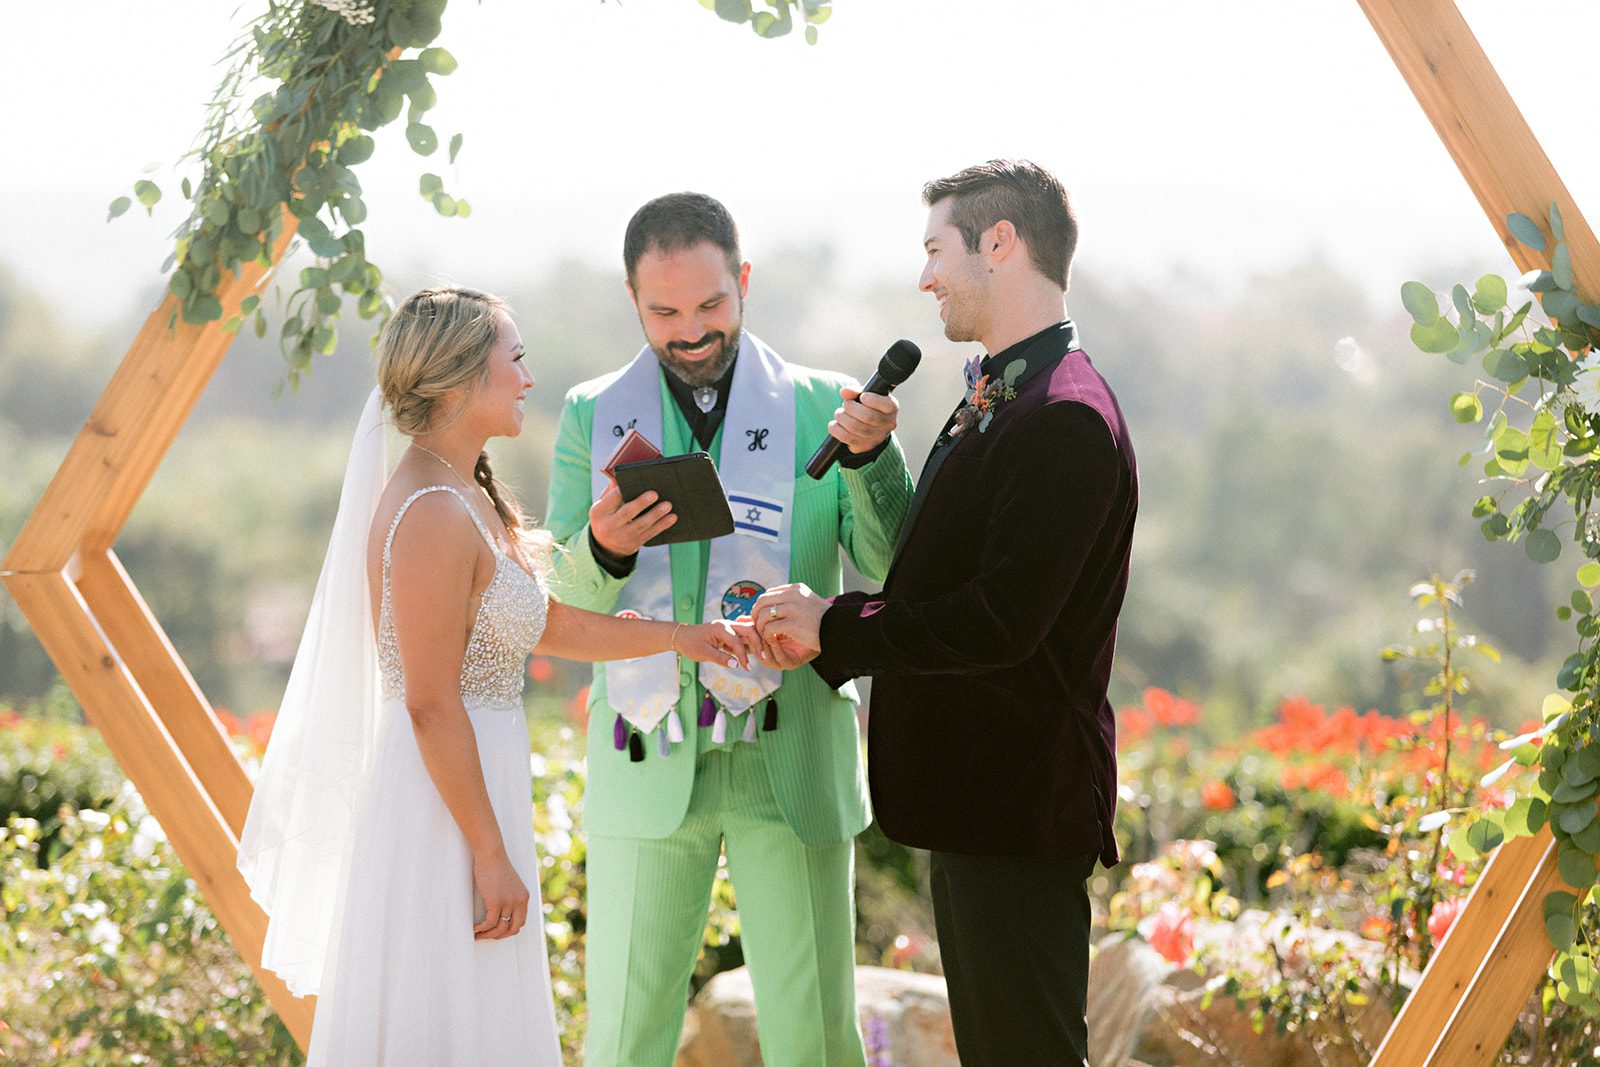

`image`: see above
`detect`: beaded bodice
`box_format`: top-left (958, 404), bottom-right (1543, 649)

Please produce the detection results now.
top-left (379, 485), bottom-right (548, 706)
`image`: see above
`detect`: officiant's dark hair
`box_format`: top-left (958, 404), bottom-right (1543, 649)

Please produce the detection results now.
top-left (923, 160), bottom-right (1077, 290)
top-left (623, 192), bottom-right (742, 287)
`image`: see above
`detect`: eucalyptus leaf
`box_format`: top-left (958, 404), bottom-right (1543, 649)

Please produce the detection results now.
top-left (1465, 817), bottom-right (1505, 854)
top-left (1473, 274), bottom-right (1508, 314)
top-left (107, 196), bottom-right (131, 221)
top-left (406, 123), bottom-right (438, 156)
top-left (1450, 393), bottom-right (1483, 424)
top-left (1554, 242), bottom-right (1575, 291)
top-left (1558, 842), bottom-right (1597, 889)
top-left (1546, 891), bottom-right (1579, 950)
top-left (1506, 797), bottom-right (1549, 837)
top-left (449, 133), bottom-right (464, 165)
top-left (1412, 318), bottom-right (1460, 354)
top-left (134, 180), bottom-right (161, 212)
top-left (1401, 281), bottom-right (1439, 326)
top-left (1529, 528), bottom-right (1565, 564)
top-left (1508, 212), bottom-right (1548, 251)
top-left (1482, 348), bottom-right (1528, 383)
top-left (1544, 289), bottom-right (1580, 324)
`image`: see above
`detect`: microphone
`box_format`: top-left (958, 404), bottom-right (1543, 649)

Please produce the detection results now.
top-left (805, 339), bottom-right (922, 480)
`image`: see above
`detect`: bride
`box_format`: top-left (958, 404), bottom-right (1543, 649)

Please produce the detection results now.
top-left (237, 286), bottom-right (752, 1064)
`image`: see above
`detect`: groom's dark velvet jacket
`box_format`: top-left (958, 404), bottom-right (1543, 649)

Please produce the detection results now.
top-left (811, 322), bottom-right (1136, 866)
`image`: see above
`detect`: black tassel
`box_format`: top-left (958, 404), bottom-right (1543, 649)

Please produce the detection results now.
top-left (762, 697), bottom-right (778, 732)
top-left (628, 729), bottom-right (645, 762)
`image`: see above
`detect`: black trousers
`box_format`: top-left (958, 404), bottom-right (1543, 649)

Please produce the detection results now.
top-left (929, 849), bottom-right (1099, 1067)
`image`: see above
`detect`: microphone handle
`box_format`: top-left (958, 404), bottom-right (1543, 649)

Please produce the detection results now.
top-left (804, 370), bottom-right (898, 480)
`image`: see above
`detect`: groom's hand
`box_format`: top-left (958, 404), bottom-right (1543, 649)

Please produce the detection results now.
top-left (752, 584), bottom-right (827, 665)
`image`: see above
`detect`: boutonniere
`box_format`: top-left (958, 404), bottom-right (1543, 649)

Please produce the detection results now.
top-left (950, 355), bottom-right (1026, 438)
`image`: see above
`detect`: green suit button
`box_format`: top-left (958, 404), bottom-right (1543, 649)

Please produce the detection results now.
top-left (678, 595), bottom-right (695, 614)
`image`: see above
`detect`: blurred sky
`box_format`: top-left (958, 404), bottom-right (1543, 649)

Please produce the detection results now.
top-left (6, 0), bottom-right (1599, 329)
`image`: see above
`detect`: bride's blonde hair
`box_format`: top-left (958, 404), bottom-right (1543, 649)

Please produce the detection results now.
top-left (377, 286), bottom-right (549, 565)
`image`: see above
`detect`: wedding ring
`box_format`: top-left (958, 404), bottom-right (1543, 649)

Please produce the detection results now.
top-left (499, 915), bottom-right (513, 922)
top-left (768, 606), bottom-right (780, 618)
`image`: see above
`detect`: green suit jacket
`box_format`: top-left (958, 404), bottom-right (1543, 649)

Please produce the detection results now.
top-left (545, 354), bottom-right (914, 848)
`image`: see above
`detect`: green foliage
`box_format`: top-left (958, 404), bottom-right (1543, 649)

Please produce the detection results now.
top-left (112, 1), bottom-right (817, 386)
top-left (1411, 204), bottom-right (1600, 1014)
top-left (700, 0), bottom-right (832, 42)
top-left (0, 798), bottom-right (300, 1064)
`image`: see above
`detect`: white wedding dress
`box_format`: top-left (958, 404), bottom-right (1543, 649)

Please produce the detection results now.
top-left (304, 484), bottom-right (563, 1065)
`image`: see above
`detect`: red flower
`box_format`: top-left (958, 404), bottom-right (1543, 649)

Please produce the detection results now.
top-left (1201, 780), bottom-right (1236, 810)
top-left (0, 710), bottom-right (20, 730)
top-left (246, 712), bottom-right (277, 753)
top-left (1428, 896), bottom-right (1468, 945)
top-left (1359, 915), bottom-right (1394, 942)
top-left (567, 686), bottom-right (591, 733)
top-left (215, 709), bottom-right (243, 738)
top-left (528, 658), bottom-right (555, 683)
top-left (1119, 708), bottom-right (1151, 742)
top-left (1145, 687), bottom-right (1200, 727)
top-left (1139, 902), bottom-right (1196, 967)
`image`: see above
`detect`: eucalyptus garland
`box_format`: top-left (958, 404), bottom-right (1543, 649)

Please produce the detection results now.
top-left (109, 0), bottom-right (831, 384)
top-left (1409, 206), bottom-right (1600, 1012)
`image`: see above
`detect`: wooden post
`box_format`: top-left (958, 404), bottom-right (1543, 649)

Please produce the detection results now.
top-left (1355, 0), bottom-right (1600, 1063)
top-left (0, 218), bottom-right (315, 1050)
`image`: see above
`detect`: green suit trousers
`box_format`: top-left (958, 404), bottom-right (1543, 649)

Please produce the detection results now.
top-left (582, 743), bottom-right (866, 1067)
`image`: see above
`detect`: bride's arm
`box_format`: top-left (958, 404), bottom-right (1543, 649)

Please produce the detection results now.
top-left (388, 494), bottom-right (528, 942)
top-left (536, 597), bottom-right (754, 668)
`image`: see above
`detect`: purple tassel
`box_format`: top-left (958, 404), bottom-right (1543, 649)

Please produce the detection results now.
top-left (628, 730), bottom-right (644, 762)
top-left (658, 727), bottom-right (671, 757)
top-left (613, 713), bottom-right (627, 752)
top-left (697, 694), bottom-right (717, 728)
top-left (741, 712), bottom-right (758, 743)
top-left (762, 697), bottom-right (778, 732)
top-left (711, 709), bottom-right (729, 744)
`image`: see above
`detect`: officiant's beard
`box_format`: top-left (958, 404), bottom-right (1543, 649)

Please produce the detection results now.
top-left (655, 323), bottom-right (742, 388)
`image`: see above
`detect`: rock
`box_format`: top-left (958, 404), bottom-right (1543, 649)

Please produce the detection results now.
top-left (676, 965), bottom-right (959, 1067)
top-left (1088, 935), bottom-right (1169, 1067)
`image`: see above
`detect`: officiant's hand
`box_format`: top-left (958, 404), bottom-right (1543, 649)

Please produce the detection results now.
top-left (590, 482), bottom-right (676, 558)
top-left (752, 584), bottom-right (827, 665)
top-left (829, 386), bottom-right (899, 454)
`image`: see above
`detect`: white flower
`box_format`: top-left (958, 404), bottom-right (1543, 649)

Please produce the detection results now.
top-left (309, 0), bottom-right (376, 27)
top-left (1572, 359), bottom-right (1600, 411)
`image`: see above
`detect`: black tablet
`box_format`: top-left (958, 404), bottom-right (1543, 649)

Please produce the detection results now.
top-left (613, 452), bottom-right (736, 546)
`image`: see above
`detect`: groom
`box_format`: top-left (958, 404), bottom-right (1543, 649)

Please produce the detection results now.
top-left (545, 192), bottom-right (914, 1066)
top-left (754, 160), bottom-right (1138, 1066)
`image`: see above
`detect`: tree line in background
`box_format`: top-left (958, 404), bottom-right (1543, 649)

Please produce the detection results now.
top-left (0, 249), bottom-right (1564, 734)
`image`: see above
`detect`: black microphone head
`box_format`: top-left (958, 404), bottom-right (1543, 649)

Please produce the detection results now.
top-left (877, 339), bottom-right (922, 387)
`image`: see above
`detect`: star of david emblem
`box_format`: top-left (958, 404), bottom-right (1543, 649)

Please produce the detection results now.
top-left (745, 505), bottom-right (763, 523)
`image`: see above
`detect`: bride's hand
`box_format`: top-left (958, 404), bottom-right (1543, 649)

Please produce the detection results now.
top-left (675, 619), bottom-right (758, 670)
top-left (472, 847), bottom-right (530, 941)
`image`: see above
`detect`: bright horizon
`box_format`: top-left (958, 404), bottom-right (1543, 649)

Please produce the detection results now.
top-left (8, 1), bottom-right (1599, 329)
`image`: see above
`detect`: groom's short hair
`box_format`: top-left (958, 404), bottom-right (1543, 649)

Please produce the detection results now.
top-left (923, 160), bottom-right (1077, 290)
top-left (624, 192), bottom-right (742, 287)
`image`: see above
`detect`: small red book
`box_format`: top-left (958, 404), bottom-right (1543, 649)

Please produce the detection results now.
top-left (600, 428), bottom-right (663, 481)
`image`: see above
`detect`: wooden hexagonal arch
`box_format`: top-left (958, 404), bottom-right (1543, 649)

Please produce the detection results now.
top-left (2, 0), bottom-right (1593, 1059)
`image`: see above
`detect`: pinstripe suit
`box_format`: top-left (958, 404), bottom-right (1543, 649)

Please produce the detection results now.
top-left (546, 355), bottom-right (913, 1066)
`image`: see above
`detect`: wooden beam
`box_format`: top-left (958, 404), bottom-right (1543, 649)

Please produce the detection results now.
top-left (2, 570), bottom-right (316, 1047)
top-left (1357, 0), bottom-right (1599, 299)
top-left (1370, 831), bottom-right (1557, 1065)
top-left (74, 550), bottom-right (254, 836)
top-left (1356, 0), bottom-right (1600, 1062)
top-left (3, 227), bottom-right (293, 574)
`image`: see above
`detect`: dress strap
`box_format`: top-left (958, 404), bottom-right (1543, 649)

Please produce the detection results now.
top-left (383, 485), bottom-right (499, 573)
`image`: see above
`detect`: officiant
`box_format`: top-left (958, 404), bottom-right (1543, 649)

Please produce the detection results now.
top-left (544, 192), bottom-right (915, 1067)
